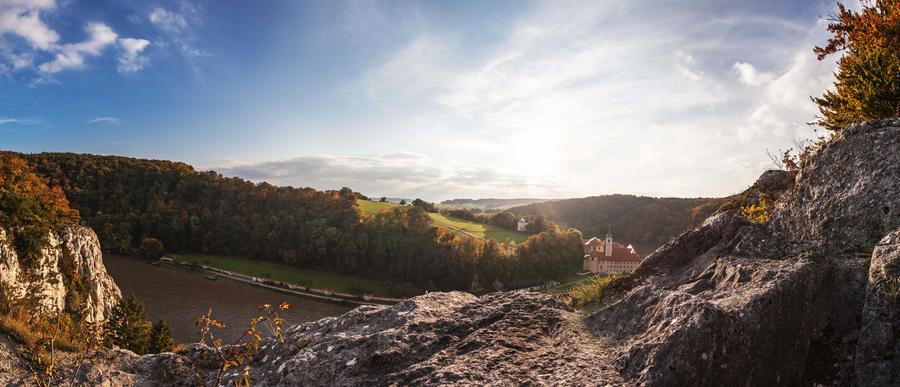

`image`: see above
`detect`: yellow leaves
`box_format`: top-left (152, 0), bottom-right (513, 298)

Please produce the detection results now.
top-left (192, 301), bottom-right (293, 386)
top-left (741, 195), bottom-right (772, 224)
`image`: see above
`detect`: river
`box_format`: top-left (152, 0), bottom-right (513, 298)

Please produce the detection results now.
top-left (102, 255), bottom-right (354, 343)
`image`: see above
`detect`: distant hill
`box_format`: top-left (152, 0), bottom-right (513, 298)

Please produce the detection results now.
top-left (438, 198), bottom-right (549, 212)
top-left (506, 194), bottom-right (724, 247)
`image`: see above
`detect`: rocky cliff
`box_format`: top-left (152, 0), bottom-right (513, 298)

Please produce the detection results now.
top-left (0, 225), bottom-right (121, 323)
top-left (1, 119), bottom-right (899, 386)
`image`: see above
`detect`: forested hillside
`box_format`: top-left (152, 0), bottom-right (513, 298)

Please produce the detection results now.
top-left (507, 194), bottom-right (723, 246)
top-left (14, 152), bottom-right (582, 291)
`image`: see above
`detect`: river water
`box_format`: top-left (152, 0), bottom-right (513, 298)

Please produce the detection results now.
top-left (102, 255), bottom-right (354, 343)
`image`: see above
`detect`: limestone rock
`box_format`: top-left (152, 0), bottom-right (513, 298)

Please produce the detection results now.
top-left (0, 226), bottom-right (121, 322)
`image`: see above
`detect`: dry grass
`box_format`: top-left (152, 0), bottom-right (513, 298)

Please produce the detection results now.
top-left (0, 314), bottom-right (79, 352)
top-left (565, 275), bottom-right (621, 308)
top-left (882, 278), bottom-right (900, 302)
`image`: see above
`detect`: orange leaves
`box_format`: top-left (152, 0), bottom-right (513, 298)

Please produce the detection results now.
top-left (813, 1), bottom-right (900, 132)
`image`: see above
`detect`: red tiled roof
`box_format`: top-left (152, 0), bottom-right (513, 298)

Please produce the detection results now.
top-left (585, 244), bottom-right (641, 262)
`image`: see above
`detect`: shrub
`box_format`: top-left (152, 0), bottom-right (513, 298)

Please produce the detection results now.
top-left (741, 195), bottom-right (772, 224)
top-left (137, 237), bottom-right (165, 261)
top-left (346, 284), bottom-right (371, 296)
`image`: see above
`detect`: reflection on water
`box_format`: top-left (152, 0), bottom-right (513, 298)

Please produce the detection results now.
top-left (102, 255), bottom-right (353, 343)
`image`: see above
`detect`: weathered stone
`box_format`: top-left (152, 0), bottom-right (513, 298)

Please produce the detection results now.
top-left (855, 228), bottom-right (900, 386)
top-left (770, 122), bottom-right (900, 253)
top-left (0, 226), bottom-right (121, 321)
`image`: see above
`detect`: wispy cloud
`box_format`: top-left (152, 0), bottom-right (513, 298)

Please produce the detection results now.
top-left (148, 1), bottom-right (207, 78)
top-left (88, 116), bottom-right (120, 125)
top-left (0, 116), bottom-right (36, 125)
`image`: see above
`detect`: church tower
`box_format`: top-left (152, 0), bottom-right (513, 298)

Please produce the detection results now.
top-left (605, 225), bottom-right (613, 257)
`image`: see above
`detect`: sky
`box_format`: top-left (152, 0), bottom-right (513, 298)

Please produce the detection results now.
top-left (0, 0), bottom-right (850, 201)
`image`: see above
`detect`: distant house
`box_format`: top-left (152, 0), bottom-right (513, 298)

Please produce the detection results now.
top-left (582, 230), bottom-right (642, 274)
top-left (517, 217), bottom-right (528, 232)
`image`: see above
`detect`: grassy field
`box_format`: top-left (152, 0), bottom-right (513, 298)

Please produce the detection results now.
top-left (170, 253), bottom-right (421, 297)
top-left (357, 200), bottom-right (527, 244)
top-left (357, 199), bottom-right (398, 214)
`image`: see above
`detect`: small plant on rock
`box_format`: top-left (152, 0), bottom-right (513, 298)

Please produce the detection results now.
top-left (194, 302), bottom-right (291, 386)
top-left (565, 275), bottom-right (620, 308)
top-left (881, 278), bottom-right (900, 303)
top-left (741, 194), bottom-right (772, 224)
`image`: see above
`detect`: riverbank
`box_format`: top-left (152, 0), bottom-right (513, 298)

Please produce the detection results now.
top-left (168, 253), bottom-right (417, 304)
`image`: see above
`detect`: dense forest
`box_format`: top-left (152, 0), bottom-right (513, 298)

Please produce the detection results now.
top-left (507, 194), bottom-right (723, 246)
top-left (11, 152), bottom-right (582, 291)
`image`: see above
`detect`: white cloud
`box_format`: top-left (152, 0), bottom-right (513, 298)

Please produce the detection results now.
top-left (0, 0), bottom-right (58, 50)
top-left (217, 154), bottom-right (570, 201)
top-left (0, 1), bottom-right (151, 78)
top-left (116, 37), bottom-right (150, 73)
top-left (732, 62), bottom-right (775, 86)
top-left (88, 116), bottom-right (120, 125)
top-left (38, 22), bottom-right (117, 74)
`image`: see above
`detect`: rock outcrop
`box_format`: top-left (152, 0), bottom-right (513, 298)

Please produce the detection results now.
top-left (0, 225), bottom-right (121, 322)
top-left (2, 120), bottom-right (899, 386)
top-left (855, 228), bottom-right (900, 386)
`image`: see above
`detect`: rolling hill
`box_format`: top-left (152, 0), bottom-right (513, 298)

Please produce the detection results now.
top-left (357, 200), bottom-right (527, 244)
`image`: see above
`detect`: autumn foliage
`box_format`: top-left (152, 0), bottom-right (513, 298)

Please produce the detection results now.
top-left (813, 0), bottom-right (900, 132)
top-left (0, 153), bottom-right (79, 267)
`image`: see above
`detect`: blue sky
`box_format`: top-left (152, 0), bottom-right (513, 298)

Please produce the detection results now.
top-left (1, 0), bottom-right (847, 201)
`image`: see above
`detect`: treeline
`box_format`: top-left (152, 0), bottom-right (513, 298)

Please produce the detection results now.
top-left (507, 194), bottom-right (721, 245)
top-left (17, 152), bottom-right (581, 291)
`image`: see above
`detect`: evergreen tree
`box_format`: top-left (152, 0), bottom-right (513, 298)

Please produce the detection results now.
top-left (148, 319), bottom-right (174, 353)
top-left (105, 294), bottom-right (152, 354)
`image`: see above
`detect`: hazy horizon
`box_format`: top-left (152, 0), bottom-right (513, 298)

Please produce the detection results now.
top-left (1, 0), bottom-right (846, 201)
